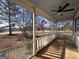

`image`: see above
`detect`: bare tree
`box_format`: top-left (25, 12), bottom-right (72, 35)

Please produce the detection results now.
top-left (0, 0), bottom-right (19, 35)
top-left (16, 8), bottom-right (33, 37)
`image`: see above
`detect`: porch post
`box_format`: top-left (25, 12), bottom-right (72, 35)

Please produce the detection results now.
top-left (55, 23), bottom-right (58, 37)
top-left (73, 17), bottom-right (76, 33)
top-left (33, 6), bottom-right (36, 55)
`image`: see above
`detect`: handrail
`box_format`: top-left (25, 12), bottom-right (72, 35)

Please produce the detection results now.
top-left (36, 33), bottom-right (53, 38)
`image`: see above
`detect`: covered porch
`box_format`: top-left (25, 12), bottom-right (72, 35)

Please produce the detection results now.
top-left (0, 0), bottom-right (79, 59)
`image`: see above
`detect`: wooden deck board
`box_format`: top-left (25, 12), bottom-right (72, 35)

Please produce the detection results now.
top-left (31, 36), bottom-right (79, 59)
top-left (31, 37), bottom-right (65, 59)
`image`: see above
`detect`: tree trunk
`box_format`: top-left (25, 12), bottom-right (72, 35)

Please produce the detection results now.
top-left (8, 1), bottom-right (12, 35)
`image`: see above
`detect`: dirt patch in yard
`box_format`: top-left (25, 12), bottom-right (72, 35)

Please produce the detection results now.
top-left (0, 34), bottom-right (32, 51)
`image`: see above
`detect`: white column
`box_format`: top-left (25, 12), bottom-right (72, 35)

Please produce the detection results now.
top-left (33, 6), bottom-right (36, 55)
top-left (55, 23), bottom-right (58, 37)
top-left (56, 23), bottom-right (58, 33)
top-left (74, 18), bottom-right (76, 33)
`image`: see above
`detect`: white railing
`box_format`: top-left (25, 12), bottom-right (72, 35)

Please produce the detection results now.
top-left (0, 33), bottom-right (57, 59)
top-left (73, 32), bottom-right (79, 51)
top-left (36, 33), bottom-right (57, 52)
top-left (0, 41), bottom-right (33, 59)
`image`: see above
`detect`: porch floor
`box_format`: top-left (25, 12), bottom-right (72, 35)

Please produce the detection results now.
top-left (31, 36), bottom-right (79, 59)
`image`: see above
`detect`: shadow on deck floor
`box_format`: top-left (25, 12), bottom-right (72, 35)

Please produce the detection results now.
top-left (31, 37), bottom-right (66, 59)
top-left (31, 35), bottom-right (79, 59)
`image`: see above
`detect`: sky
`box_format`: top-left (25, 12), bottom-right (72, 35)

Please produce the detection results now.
top-left (57, 20), bottom-right (73, 28)
top-left (0, 15), bottom-right (51, 28)
top-left (0, 20), bottom-right (9, 28)
top-left (36, 16), bottom-right (51, 28)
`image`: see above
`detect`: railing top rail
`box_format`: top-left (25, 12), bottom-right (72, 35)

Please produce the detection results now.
top-left (36, 33), bottom-right (53, 38)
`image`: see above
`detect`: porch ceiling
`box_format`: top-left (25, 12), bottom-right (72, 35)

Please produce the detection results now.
top-left (29, 0), bottom-right (79, 22)
top-left (12, 0), bottom-right (79, 23)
